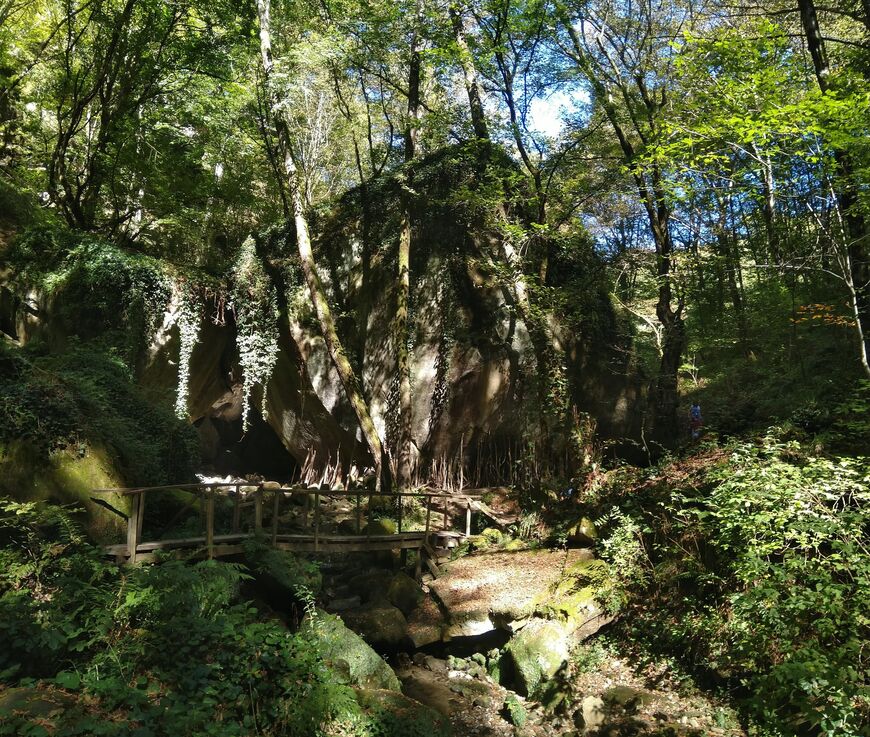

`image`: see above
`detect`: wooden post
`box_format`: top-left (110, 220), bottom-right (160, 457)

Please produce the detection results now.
top-left (314, 490), bottom-right (320, 552)
top-left (232, 484), bottom-right (241, 533)
top-left (366, 494), bottom-right (371, 540)
top-left (302, 492), bottom-right (310, 530)
top-left (127, 493), bottom-right (141, 564)
top-left (199, 489), bottom-right (206, 533)
top-left (136, 490), bottom-right (146, 543)
top-left (424, 495), bottom-right (431, 547)
top-left (465, 498), bottom-right (471, 537)
top-left (254, 485), bottom-right (263, 532)
top-left (442, 496), bottom-right (448, 531)
top-left (206, 490), bottom-right (215, 560)
top-left (271, 491), bottom-right (280, 547)
top-left (397, 492), bottom-right (403, 534)
top-left (356, 493), bottom-right (362, 534)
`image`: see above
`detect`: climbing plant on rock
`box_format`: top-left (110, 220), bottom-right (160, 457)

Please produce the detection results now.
top-left (174, 286), bottom-right (201, 420)
top-left (231, 237), bottom-right (280, 432)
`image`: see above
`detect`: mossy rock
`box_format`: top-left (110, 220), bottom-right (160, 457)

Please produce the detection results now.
top-left (387, 571), bottom-right (422, 615)
top-left (406, 593), bottom-right (446, 648)
top-left (549, 585), bottom-right (600, 622)
top-left (479, 527), bottom-right (503, 547)
top-left (564, 557), bottom-right (609, 581)
top-left (341, 601), bottom-right (408, 650)
top-left (567, 517), bottom-right (598, 546)
top-left (602, 685), bottom-right (653, 714)
top-left (302, 610), bottom-right (400, 691)
top-left (364, 517), bottom-right (397, 536)
top-left (351, 688), bottom-right (451, 737)
top-left (348, 569), bottom-right (396, 602)
top-left (0, 440), bottom-right (126, 543)
top-left (502, 694), bottom-right (528, 727)
top-left (543, 558), bottom-right (611, 627)
top-left (505, 617), bottom-right (571, 698)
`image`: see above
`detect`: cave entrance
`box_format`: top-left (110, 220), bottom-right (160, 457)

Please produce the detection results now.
top-left (196, 412), bottom-right (299, 482)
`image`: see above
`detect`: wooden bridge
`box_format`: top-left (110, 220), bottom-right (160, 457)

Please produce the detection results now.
top-left (94, 483), bottom-right (484, 579)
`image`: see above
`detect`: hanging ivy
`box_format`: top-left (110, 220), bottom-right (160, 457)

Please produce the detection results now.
top-left (174, 285), bottom-right (201, 420)
top-left (231, 237), bottom-right (280, 432)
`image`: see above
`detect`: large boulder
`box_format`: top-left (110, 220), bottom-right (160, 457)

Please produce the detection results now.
top-left (386, 571), bottom-right (422, 615)
top-left (406, 594), bottom-right (447, 649)
top-left (504, 617), bottom-right (572, 698)
top-left (567, 517), bottom-right (599, 547)
top-left (429, 549), bottom-right (569, 639)
top-left (341, 601), bottom-right (408, 650)
top-left (544, 557), bottom-right (614, 640)
top-left (347, 569), bottom-right (396, 601)
top-left (301, 610), bottom-right (400, 691)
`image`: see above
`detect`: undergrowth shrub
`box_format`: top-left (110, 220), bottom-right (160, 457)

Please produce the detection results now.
top-left (601, 432), bottom-right (870, 737)
top-left (0, 500), bottom-right (442, 737)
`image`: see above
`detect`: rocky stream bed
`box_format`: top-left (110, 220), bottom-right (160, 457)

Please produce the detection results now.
top-left (313, 542), bottom-right (746, 737)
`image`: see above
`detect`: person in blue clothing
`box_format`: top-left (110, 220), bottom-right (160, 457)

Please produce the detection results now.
top-left (689, 402), bottom-right (702, 440)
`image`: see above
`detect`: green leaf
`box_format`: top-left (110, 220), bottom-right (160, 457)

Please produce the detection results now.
top-left (54, 670), bottom-right (81, 690)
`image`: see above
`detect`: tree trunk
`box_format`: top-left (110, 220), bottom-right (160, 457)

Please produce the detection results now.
top-left (557, 8), bottom-right (685, 442)
top-left (798, 0), bottom-right (870, 377)
top-left (394, 14), bottom-right (423, 491)
top-left (255, 0), bottom-right (386, 482)
top-left (449, 3), bottom-right (488, 140)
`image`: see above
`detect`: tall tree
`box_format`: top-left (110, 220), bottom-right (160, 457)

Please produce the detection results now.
top-left (449, 2), bottom-right (489, 140)
top-left (255, 0), bottom-right (386, 486)
top-left (554, 0), bottom-right (689, 441)
top-left (395, 0), bottom-right (424, 490)
top-left (797, 0), bottom-right (870, 376)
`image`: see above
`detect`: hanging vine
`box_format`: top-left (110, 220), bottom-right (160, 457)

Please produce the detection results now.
top-left (231, 237), bottom-right (280, 433)
top-left (174, 285), bottom-right (201, 420)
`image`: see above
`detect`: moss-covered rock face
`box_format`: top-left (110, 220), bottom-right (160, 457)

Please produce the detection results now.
top-left (505, 618), bottom-right (571, 698)
top-left (2, 143), bottom-right (646, 488)
top-left (302, 610), bottom-right (401, 692)
top-left (0, 340), bottom-right (199, 493)
top-left (0, 440), bottom-right (126, 542)
top-left (264, 141), bottom-right (646, 483)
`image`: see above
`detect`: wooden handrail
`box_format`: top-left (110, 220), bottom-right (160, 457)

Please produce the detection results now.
top-left (95, 484), bottom-right (483, 500)
top-left (114, 483), bottom-right (481, 566)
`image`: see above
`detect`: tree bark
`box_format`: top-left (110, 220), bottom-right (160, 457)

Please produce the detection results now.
top-left (394, 11), bottom-right (424, 491)
top-left (449, 3), bottom-right (489, 140)
top-left (256, 0), bottom-right (386, 482)
top-left (798, 0), bottom-right (870, 377)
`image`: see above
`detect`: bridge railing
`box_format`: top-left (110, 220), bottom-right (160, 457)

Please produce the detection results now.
top-left (93, 483), bottom-right (482, 564)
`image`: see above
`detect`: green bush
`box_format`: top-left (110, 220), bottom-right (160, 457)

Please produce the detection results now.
top-left (607, 433), bottom-right (870, 736)
top-left (0, 500), bottom-right (437, 737)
